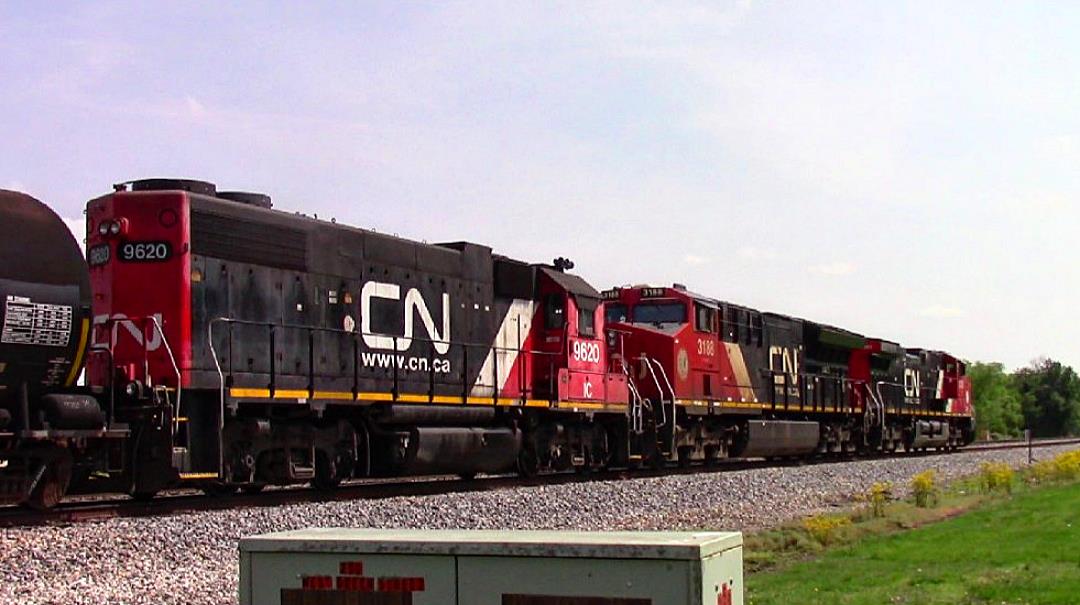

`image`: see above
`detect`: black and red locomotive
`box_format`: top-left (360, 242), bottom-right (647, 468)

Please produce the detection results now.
top-left (0, 179), bottom-right (975, 508)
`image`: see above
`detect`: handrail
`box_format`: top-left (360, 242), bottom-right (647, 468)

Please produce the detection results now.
top-left (639, 354), bottom-right (667, 429)
top-left (648, 358), bottom-right (676, 408)
top-left (647, 357), bottom-right (677, 453)
top-left (619, 358), bottom-right (643, 433)
top-left (208, 317), bottom-right (564, 359)
top-left (146, 315), bottom-right (183, 432)
top-left (91, 315), bottom-right (182, 429)
top-left (207, 317), bottom-right (566, 410)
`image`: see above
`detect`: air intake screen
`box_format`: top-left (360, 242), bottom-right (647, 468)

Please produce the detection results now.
top-left (191, 210), bottom-right (307, 271)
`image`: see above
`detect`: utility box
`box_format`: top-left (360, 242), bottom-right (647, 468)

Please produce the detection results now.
top-left (239, 529), bottom-right (743, 605)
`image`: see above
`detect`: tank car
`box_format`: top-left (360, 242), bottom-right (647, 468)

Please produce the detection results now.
top-left (0, 190), bottom-right (165, 508)
top-left (83, 178), bottom-right (630, 496)
top-left (602, 284), bottom-right (976, 466)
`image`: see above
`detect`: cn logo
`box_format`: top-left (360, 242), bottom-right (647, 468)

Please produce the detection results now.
top-left (768, 345), bottom-right (800, 385)
top-left (904, 368), bottom-right (921, 398)
top-left (92, 313), bottom-right (163, 351)
top-left (360, 281), bottom-right (451, 354)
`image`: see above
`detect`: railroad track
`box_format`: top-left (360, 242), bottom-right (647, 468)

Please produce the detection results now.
top-left (3, 437), bottom-right (1077, 529)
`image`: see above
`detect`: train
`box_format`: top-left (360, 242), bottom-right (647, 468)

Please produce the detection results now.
top-left (0, 179), bottom-right (975, 508)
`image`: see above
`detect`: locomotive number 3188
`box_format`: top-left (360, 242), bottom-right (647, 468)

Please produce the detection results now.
top-left (118, 241), bottom-right (172, 262)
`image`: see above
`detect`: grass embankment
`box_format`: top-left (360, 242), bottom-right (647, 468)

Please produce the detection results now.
top-left (746, 452), bottom-right (1080, 605)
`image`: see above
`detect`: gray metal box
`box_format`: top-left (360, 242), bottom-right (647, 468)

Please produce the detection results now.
top-left (239, 529), bottom-right (743, 605)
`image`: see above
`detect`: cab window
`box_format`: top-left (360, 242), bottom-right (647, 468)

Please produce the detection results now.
top-left (577, 298), bottom-right (598, 337)
top-left (722, 306), bottom-right (739, 342)
top-left (694, 302), bottom-right (717, 332)
top-left (605, 303), bottom-right (629, 324)
top-left (544, 294), bottom-right (565, 329)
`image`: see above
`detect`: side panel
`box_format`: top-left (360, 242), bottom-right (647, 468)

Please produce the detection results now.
top-left (458, 556), bottom-right (694, 605)
top-left (245, 552), bottom-right (456, 605)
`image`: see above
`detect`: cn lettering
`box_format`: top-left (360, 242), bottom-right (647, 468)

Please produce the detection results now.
top-left (92, 313), bottom-right (163, 351)
top-left (904, 368), bottom-right (921, 398)
top-left (768, 346), bottom-right (799, 385)
top-left (360, 281), bottom-right (450, 354)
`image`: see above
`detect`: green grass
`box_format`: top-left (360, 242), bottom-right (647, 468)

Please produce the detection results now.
top-left (746, 482), bottom-right (1080, 605)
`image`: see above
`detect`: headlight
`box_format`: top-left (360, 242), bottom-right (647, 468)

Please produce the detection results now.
top-left (98, 221), bottom-right (110, 235)
top-left (109, 221), bottom-right (121, 235)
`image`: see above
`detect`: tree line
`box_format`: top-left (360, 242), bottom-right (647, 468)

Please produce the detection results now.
top-left (968, 358), bottom-right (1080, 438)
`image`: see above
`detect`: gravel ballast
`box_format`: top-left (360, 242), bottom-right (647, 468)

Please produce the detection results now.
top-left (2, 443), bottom-right (1076, 605)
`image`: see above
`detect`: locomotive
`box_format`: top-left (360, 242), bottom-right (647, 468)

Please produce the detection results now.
top-left (603, 285), bottom-right (975, 466)
top-left (0, 179), bottom-right (975, 508)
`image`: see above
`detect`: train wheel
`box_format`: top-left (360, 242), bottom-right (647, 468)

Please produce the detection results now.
top-left (516, 444), bottom-right (540, 478)
top-left (312, 451), bottom-right (342, 491)
top-left (26, 458), bottom-right (71, 511)
top-left (676, 446), bottom-right (693, 468)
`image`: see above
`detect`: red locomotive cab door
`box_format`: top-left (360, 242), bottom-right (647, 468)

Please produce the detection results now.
top-left (529, 292), bottom-right (567, 400)
top-left (942, 359), bottom-right (960, 399)
top-left (561, 295), bottom-right (608, 402)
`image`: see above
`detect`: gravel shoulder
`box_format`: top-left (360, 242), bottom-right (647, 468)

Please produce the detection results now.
top-left (2, 444), bottom-right (1076, 605)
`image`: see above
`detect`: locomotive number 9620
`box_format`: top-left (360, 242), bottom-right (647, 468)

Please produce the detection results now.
top-left (572, 340), bottom-right (602, 363)
top-left (118, 241), bottom-right (172, 262)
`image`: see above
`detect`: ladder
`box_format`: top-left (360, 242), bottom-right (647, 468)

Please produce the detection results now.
top-left (862, 382), bottom-right (887, 449)
top-left (640, 355), bottom-right (677, 457)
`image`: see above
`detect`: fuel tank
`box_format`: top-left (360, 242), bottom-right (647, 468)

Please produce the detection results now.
top-left (0, 190), bottom-right (91, 414)
top-left (389, 427), bottom-right (521, 475)
top-left (910, 420), bottom-right (950, 449)
top-left (731, 420), bottom-right (821, 458)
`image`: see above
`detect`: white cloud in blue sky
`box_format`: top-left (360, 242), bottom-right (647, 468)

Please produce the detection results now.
top-left (3, 1), bottom-right (1078, 369)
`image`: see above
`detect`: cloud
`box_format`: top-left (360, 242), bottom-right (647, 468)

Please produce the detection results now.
top-left (918, 305), bottom-right (965, 319)
top-left (683, 253), bottom-right (709, 265)
top-left (808, 261), bottom-right (855, 276)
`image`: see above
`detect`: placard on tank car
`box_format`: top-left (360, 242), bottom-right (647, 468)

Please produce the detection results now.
top-left (239, 529), bottom-right (743, 605)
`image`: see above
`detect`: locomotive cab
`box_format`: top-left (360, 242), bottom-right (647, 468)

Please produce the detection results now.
top-left (602, 285), bottom-right (746, 404)
top-left (533, 267), bottom-right (624, 404)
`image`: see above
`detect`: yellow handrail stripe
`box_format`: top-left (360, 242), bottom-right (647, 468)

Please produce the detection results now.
top-left (63, 318), bottom-right (90, 387)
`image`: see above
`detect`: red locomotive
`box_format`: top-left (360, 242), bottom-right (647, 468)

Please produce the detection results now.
top-left (604, 284), bottom-right (974, 466)
top-left (0, 179), bottom-right (974, 507)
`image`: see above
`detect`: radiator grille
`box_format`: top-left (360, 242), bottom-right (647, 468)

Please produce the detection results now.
top-left (191, 210), bottom-right (308, 271)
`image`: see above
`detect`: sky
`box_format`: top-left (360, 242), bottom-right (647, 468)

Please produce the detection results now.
top-left (2, 1), bottom-right (1077, 370)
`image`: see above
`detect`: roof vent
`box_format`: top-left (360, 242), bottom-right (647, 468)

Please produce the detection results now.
top-left (121, 178), bottom-right (217, 196)
top-left (672, 282), bottom-right (687, 290)
top-left (218, 191), bottom-right (272, 209)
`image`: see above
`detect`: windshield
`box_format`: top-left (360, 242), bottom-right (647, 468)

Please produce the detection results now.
top-left (633, 302), bottom-right (687, 324)
top-left (605, 304), bottom-right (629, 324)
